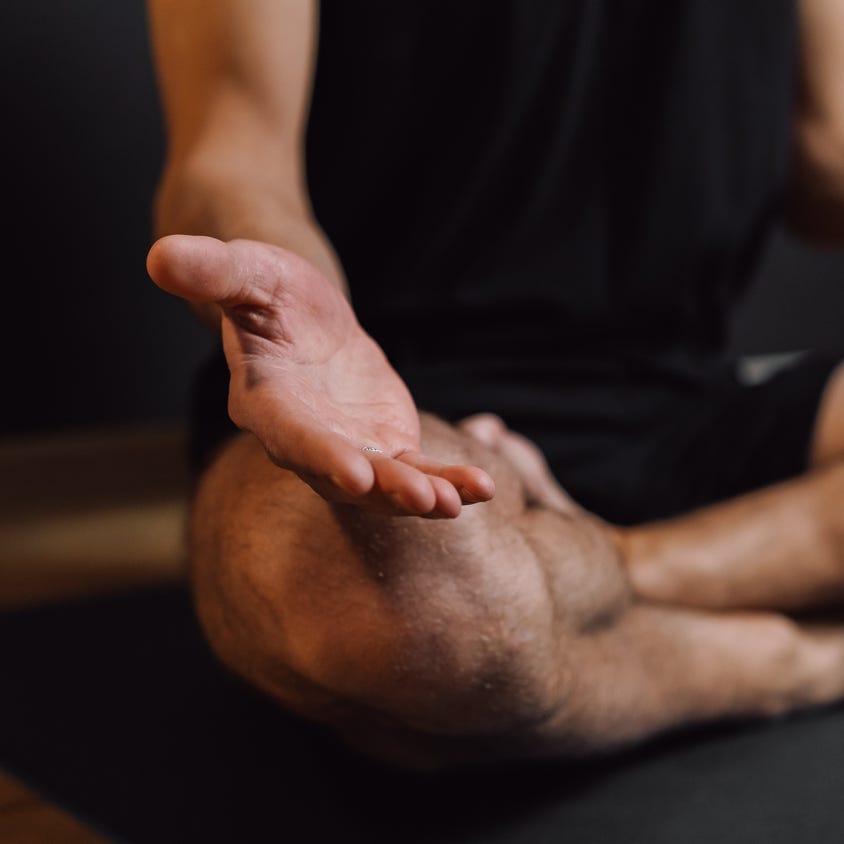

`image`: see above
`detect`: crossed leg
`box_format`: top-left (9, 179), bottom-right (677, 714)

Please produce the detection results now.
top-left (161, 235), bottom-right (844, 769)
top-left (190, 410), bottom-right (844, 770)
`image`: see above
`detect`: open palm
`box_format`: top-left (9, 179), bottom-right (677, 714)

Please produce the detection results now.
top-left (147, 236), bottom-right (494, 517)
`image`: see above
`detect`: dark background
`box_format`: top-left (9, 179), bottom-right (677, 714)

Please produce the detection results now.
top-left (1, 0), bottom-right (213, 438)
top-left (2, 0), bottom-right (843, 439)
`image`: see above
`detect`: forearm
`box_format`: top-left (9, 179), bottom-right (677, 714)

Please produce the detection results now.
top-left (787, 0), bottom-right (844, 247)
top-left (622, 460), bottom-right (844, 611)
top-left (147, 0), bottom-right (329, 281)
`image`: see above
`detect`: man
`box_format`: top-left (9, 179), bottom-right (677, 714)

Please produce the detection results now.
top-left (146, 0), bottom-right (844, 769)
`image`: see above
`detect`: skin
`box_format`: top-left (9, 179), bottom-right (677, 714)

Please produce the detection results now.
top-left (147, 237), bottom-right (494, 517)
top-left (789, 0), bottom-right (844, 244)
top-left (146, 0), bottom-right (844, 768)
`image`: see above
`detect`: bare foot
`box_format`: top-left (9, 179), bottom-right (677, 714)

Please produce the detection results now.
top-left (459, 414), bottom-right (578, 515)
top-left (147, 235), bottom-right (494, 517)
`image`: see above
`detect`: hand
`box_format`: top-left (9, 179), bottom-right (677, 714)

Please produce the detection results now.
top-left (147, 235), bottom-right (494, 517)
top-left (459, 414), bottom-right (579, 515)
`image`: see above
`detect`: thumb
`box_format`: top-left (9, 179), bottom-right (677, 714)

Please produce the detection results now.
top-left (147, 235), bottom-right (274, 308)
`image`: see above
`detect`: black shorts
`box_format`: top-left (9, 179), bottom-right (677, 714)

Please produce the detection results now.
top-left (189, 347), bottom-right (841, 526)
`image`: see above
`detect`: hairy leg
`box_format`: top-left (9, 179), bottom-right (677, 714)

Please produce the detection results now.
top-left (190, 414), bottom-right (844, 769)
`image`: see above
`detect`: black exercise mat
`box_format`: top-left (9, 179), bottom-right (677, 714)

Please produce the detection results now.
top-left (1, 585), bottom-right (843, 843)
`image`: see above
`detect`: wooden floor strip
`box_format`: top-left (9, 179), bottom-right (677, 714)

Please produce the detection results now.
top-left (0, 423), bottom-right (196, 837)
top-left (0, 773), bottom-right (108, 843)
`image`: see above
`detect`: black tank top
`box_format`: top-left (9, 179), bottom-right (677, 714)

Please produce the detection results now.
top-left (305, 0), bottom-right (796, 369)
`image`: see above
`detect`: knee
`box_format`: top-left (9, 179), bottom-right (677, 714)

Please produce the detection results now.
top-left (199, 555), bottom-right (561, 761)
top-left (189, 429), bottom-right (566, 765)
top-left (203, 539), bottom-right (559, 744)
top-left (311, 580), bottom-right (563, 741)
top-left (192, 445), bottom-right (558, 734)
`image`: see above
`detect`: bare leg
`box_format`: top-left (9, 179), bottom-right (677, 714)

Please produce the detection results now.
top-left (155, 236), bottom-right (844, 766)
top-left (190, 416), bottom-right (844, 769)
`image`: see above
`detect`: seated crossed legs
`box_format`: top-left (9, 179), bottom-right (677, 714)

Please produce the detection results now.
top-left (149, 236), bottom-right (844, 770)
